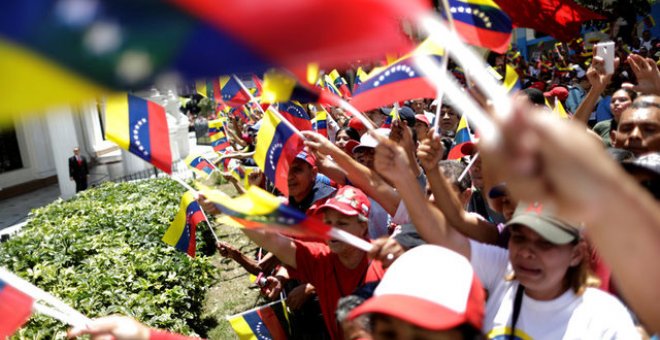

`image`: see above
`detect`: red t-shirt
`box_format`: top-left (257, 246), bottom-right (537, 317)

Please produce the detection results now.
top-left (288, 240), bottom-right (384, 340)
top-left (149, 329), bottom-right (198, 340)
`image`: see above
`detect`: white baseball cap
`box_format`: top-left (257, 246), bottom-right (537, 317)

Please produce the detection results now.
top-left (348, 245), bottom-right (485, 331)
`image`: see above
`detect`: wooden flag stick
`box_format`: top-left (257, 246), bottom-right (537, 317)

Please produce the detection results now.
top-left (170, 176), bottom-right (220, 243)
top-left (33, 302), bottom-right (88, 328)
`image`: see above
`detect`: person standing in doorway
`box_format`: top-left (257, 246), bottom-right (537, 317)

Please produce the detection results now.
top-left (68, 147), bottom-right (89, 192)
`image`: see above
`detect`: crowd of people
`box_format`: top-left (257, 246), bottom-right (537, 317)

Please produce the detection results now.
top-left (67, 29), bottom-right (660, 340)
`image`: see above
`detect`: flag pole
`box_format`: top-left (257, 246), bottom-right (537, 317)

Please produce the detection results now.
top-left (170, 176), bottom-right (221, 243)
top-left (431, 0), bottom-right (457, 136)
top-left (336, 99), bottom-right (378, 131)
top-left (33, 302), bottom-right (88, 328)
top-left (458, 152), bottom-right (479, 182)
top-left (414, 55), bottom-right (499, 146)
top-left (327, 228), bottom-right (374, 252)
top-left (232, 75), bottom-right (267, 116)
top-left (418, 13), bottom-right (512, 120)
top-left (266, 106), bottom-right (307, 140)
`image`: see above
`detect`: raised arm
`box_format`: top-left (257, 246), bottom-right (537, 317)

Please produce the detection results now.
top-left (302, 131), bottom-right (401, 215)
top-left (373, 134), bottom-right (471, 258)
top-left (417, 133), bottom-right (499, 244)
top-left (480, 106), bottom-right (660, 331)
top-left (572, 57), bottom-right (616, 125)
top-left (241, 229), bottom-right (299, 269)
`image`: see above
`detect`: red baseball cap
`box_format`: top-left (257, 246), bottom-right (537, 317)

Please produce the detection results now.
top-left (348, 117), bottom-right (367, 132)
top-left (295, 151), bottom-right (316, 167)
top-left (349, 245), bottom-right (485, 331)
top-left (415, 114), bottom-right (430, 127)
top-left (543, 86), bottom-right (569, 102)
top-left (317, 186), bottom-right (370, 221)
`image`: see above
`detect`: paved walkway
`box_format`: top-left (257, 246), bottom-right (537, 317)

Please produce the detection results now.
top-left (0, 136), bottom-right (213, 231)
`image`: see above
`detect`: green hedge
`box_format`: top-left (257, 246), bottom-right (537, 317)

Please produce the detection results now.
top-left (0, 179), bottom-right (217, 339)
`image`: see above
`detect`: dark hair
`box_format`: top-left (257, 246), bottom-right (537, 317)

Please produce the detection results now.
top-left (614, 88), bottom-right (638, 102)
top-left (336, 295), bottom-right (366, 323)
top-left (335, 126), bottom-right (361, 141)
top-left (439, 160), bottom-right (472, 193)
top-left (522, 88), bottom-right (546, 105)
top-left (631, 95), bottom-right (660, 110)
top-left (369, 314), bottom-right (484, 340)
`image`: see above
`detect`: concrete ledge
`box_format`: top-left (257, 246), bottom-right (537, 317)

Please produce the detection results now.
top-left (0, 175), bottom-right (58, 201)
top-left (0, 221), bottom-right (26, 242)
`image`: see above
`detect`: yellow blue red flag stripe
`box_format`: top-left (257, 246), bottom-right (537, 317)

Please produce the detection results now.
top-left (105, 94), bottom-right (173, 174)
top-left (162, 191), bottom-right (205, 257)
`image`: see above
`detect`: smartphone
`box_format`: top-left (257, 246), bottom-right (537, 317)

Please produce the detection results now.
top-left (595, 41), bottom-right (615, 75)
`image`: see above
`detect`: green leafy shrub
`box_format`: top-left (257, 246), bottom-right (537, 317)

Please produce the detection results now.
top-left (0, 178), bottom-right (217, 339)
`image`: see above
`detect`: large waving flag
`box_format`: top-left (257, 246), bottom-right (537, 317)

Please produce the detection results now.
top-left (162, 191), bottom-right (205, 257)
top-left (350, 39), bottom-right (443, 111)
top-left (447, 115), bottom-right (474, 160)
top-left (202, 186), bottom-right (331, 237)
top-left (254, 109), bottom-right (304, 196)
top-left (228, 299), bottom-right (290, 340)
top-left (220, 76), bottom-right (251, 108)
top-left (0, 0), bottom-right (429, 118)
top-left (106, 94), bottom-right (173, 174)
top-left (0, 279), bottom-right (33, 338)
top-left (447, 0), bottom-right (512, 53)
top-left (503, 64), bottom-right (522, 93)
top-left (278, 101), bottom-right (313, 131)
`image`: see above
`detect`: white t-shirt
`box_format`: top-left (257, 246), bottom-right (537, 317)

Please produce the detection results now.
top-left (469, 240), bottom-right (640, 340)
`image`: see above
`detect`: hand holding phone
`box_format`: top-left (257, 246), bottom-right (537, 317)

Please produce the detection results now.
top-left (595, 41), bottom-right (615, 75)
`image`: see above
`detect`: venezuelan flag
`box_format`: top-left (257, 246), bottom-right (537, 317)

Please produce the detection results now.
top-left (185, 154), bottom-right (216, 178)
top-left (381, 106), bottom-right (400, 129)
top-left (0, 279), bottom-right (33, 338)
top-left (278, 101), bottom-right (312, 131)
top-left (550, 97), bottom-right (569, 119)
top-left (503, 64), bottom-right (522, 93)
top-left (254, 108), bottom-right (304, 197)
top-left (105, 94), bottom-right (172, 174)
top-left (447, 115), bottom-right (473, 160)
top-left (351, 39), bottom-right (443, 111)
top-left (329, 69), bottom-right (352, 98)
top-left (312, 110), bottom-right (328, 137)
top-left (227, 299), bottom-right (290, 340)
top-left (163, 191), bottom-right (205, 257)
top-left (447, 0), bottom-right (512, 53)
top-left (261, 71), bottom-right (340, 106)
top-left (220, 76), bottom-right (251, 108)
top-left (202, 186), bottom-right (331, 237)
top-left (251, 75), bottom-right (263, 97)
top-left (210, 129), bottom-right (231, 153)
top-left (354, 66), bottom-right (369, 92)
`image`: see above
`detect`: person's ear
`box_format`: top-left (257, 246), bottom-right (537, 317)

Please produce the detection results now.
top-left (570, 240), bottom-right (586, 267)
top-left (609, 129), bottom-right (617, 146)
top-left (460, 188), bottom-right (472, 206)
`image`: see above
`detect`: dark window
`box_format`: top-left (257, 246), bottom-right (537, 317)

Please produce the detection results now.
top-left (0, 121), bottom-right (23, 173)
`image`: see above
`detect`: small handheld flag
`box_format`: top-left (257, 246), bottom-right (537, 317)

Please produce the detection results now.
top-left (163, 191), bottom-right (206, 257)
top-left (312, 109), bottom-right (328, 137)
top-left (253, 108), bottom-right (304, 197)
top-left (220, 76), bottom-right (251, 108)
top-left (105, 93), bottom-right (173, 174)
top-left (447, 114), bottom-right (474, 160)
top-left (0, 279), bottom-right (33, 338)
top-left (227, 299), bottom-right (290, 340)
top-left (185, 154), bottom-right (217, 178)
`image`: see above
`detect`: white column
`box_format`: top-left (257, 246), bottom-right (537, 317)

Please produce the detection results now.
top-left (44, 106), bottom-right (80, 199)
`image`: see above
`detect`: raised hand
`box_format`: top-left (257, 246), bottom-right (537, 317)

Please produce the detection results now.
top-left (67, 316), bottom-right (150, 340)
top-left (623, 54), bottom-right (660, 95)
top-left (302, 131), bottom-right (337, 156)
top-left (373, 132), bottom-right (411, 184)
top-left (586, 56), bottom-right (619, 91)
top-left (417, 132), bottom-right (444, 171)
